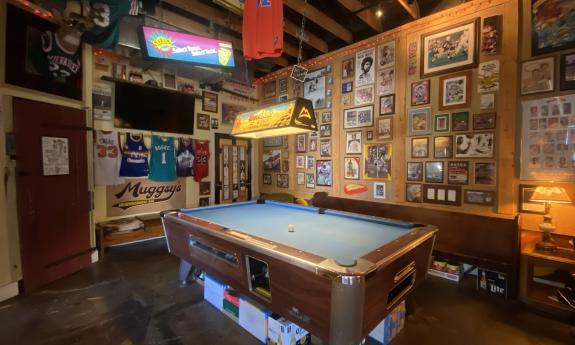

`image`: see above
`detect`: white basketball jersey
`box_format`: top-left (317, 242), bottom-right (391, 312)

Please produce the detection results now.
top-left (94, 130), bottom-right (124, 186)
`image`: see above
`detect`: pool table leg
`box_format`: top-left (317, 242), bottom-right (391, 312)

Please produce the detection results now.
top-left (179, 259), bottom-right (194, 287)
top-left (329, 276), bottom-right (365, 345)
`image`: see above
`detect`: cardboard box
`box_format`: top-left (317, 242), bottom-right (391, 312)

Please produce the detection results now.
top-left (222, 288), bottom-right (240, 321)
top-left (267, 314), bottom-right (310, 345)
top-left (203, 274), bottom-right (226, 311)
top-left (477, 269), bottom-right (508, 298)
top-left (368, 301), bottom-right (406, 345)
top-left (239, 297), bottom-right (271, 343)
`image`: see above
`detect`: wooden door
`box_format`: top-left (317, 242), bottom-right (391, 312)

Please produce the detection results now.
top-left (13, 98), bottom-right (91, 292)
top-left (215, 134), bottom-right (251, 204)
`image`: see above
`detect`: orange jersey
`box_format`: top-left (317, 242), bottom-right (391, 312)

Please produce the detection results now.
top-left (242, 0), bottom-right (284, 60)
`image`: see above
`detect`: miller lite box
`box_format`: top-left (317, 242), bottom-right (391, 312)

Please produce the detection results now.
top-left (267, 314), bottom-right (310, 345)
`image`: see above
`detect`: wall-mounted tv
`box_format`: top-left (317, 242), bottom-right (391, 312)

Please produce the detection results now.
top-left (114, 81), bottom-right (195, 135)
top-left (139, 26), bottom-right (235, 68)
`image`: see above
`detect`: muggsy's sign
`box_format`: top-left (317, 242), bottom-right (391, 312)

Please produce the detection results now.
top-left (107, 179), bottom-right (186, 217)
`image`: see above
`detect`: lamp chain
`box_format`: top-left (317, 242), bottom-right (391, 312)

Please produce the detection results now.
top-left (297, 0), bottom-right (308, 65)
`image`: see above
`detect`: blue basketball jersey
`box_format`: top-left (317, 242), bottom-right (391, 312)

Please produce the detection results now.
top-left (149, 135), bottom-right (176, 181)
top-left (119, 133), bottom-right (149, 177)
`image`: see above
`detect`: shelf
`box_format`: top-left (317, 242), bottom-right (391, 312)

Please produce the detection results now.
top-left (101, 76), bottom-right (203, 99)
top-left (526, 281), bottom-right (573, 312)
top-left (96, 218), bottom-right (165, 259)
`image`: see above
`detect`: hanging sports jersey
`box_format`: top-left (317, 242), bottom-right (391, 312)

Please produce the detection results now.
top-left (193, 140), bottom-right (210, 182)
top-left (176, 138), bottom-right (194, 177)
top-left (119, 133), bottom-right (149, 177)
top-left (29, 29), bottom-right (82, 79)
top-left (242, 0), bottom-right (283, 60)
top-left (94, 130), bottom-right (124, 186)
top-left (149, 135), bottom-right (176, 181)
top-left (83, 0), bottom-right (138, 49)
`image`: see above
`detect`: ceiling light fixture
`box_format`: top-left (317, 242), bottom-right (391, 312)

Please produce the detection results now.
top-left (376, 9), bottom-right (383, 18)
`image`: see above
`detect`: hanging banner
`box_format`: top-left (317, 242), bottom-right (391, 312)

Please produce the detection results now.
top-left (106, 179), bottom-right (186, 217)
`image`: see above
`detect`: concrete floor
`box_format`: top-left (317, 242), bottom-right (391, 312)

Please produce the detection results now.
top-left (0, 238), bottom-right (572, 345)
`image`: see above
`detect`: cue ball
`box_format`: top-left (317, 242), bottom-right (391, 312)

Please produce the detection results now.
top-left (288, 224), bottom-right (294, 232)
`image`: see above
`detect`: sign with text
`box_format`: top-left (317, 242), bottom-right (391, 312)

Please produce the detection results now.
top-left (140, 26), bottom-right (235, 67)
top-left (106, 179), bottom-right (186, 217)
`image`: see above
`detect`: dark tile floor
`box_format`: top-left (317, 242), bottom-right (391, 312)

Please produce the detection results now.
top-left (0, 238), bottom-right (572, 345)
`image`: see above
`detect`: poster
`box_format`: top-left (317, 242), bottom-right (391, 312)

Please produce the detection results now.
top-left (107, 179), bottom-right (186, 217)
top-left (477, 60), bottom-right (500, 93)
top-left (222, 103), bottom-right (247, 125)
top-left (521, 94), bottom-right (575, 181)
top-left (364, 143), bottom-right (392, 180)
top-left (355, 48), bottom-right (375, 87)
top-left (93, 85), bottom-right (113, 120)
top-left (304, 68), bottom-right (326, 109)
top-left (42, 137), bottom-right (69, 176)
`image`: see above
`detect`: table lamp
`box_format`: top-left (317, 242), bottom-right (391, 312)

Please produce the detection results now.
top-left (529, 186), bottom-right (572, 252)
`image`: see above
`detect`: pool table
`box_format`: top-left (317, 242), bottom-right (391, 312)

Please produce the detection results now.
top-left (161, 200), bottom-right (437, 345)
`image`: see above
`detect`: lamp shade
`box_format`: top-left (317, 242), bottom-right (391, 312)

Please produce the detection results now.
top-left (530, 186), bottom-right (572, 204)
top-left (231, 98), bottom-right (317, 138)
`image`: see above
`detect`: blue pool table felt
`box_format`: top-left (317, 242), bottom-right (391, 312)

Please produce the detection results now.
top-left (181, 201), bottom-right (413, 266)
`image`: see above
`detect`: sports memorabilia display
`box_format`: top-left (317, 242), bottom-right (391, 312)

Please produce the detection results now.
top-left (149, 136), bottom-right (177, 182)
top-left (119, 133), bottom-right (149, 177)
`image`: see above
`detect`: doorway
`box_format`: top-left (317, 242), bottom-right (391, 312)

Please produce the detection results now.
top-left (214, 133), bottom-right (252, 204)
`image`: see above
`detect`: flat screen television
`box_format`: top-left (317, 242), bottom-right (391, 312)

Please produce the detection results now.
top-left (114, 81), bottom-right (195, 135)
top-left (139, 26), bottom-right (235, 68)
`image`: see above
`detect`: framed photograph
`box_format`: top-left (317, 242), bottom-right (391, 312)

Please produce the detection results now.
top-left (344, 106), bottom-right (374, 129)
top-left (406, 184), bottom-right (423, 203)
top-left (408, 41), bottom-right (418, 75)
top-left (464, 190), bottom-right (495, 205)
top-left (296, 134), bottom-right (307, 153)
top-left (306, 173), bottom-right (315, 188)
top-left (281, 160), bottom-right (289, 172)
top-left (278, 94), bottom-right (288, 102)
top-left (320, 124), bottom-right (332, 137)
top-left (378, 40), bottom-right (396, 69)
top-left (473, 112), bottom-right (497, 130)
top-left (277, 174), bottom-right (289, 188)
top-left (263, 136), bottom-right (285, 147)
top-left (346, 131), bottom-right (362, 154)
top-left (480, 93), bottom-right (495, 110)
top-left (518, 184), bottom-right (546, 214)
top-left (411, 137), bottom-right (429, 158)
top-left (474, 162), bottom-right (496, 185)
top-left (559, 53), bottom-right (575, 91)
top-left (455, 133), bottom-right (494, 158)
top-left (342, 93), bottom-right (352, 106)
top-left (434, 114), bottom-right (450, 132)
top-left (481, 15), bottom-right (501, 55)
top-left (199, 197), bottom-right (210, 207)
top-left (304, 68), bottom-right (326, 109)
top-left (373, 182), bottom-right (386, 199)
top-left (297, 172), bottom-right (305, 185)
top-left (321, 111), bottom-right (332, 124)
top-left (407, 107), bottom-right (431, 136)
top-left (316, 160), bottom-right (333, 186)
top-left (197, 113), bottom-right (210, 130)
top-left (521, 57), bottom-right (554, 95)
top-left (379, 95), bottom-right (395, 115)
top-left (355, 85), bottom-right (374, 106)
top-left (439, 71), bottom-right (472, 110)
top-left (363, 143), bottom-right (392, 180)
top-left (477, 60), bottom-right (500, 93)
top-left (222, 103), bottom-right (247, 126)
top-left (263, 149), bottom-right (281, 172)
top-left (451, 111), bottom-right (469, 132)
top-left (434, 136), bottom-right (453, 158)
top-left (279, 78), bottom-right (288, 94)
top-left (411, 80), bottom-right (430, 106)
top-left (263, 173), bottom-right (272, 185)
top-left (423, 184), bottom-right (461, 206)
top-left (296, 155), bottom-right (305, 169)
top-left (211, 118), bottom-right (219, 129)
top-left (320, 139), bottom-right (332, 157)
top-left (355, 48), bottom-right (375, 87)
top-left (202, 91), bottom-right (218, 113)
top-left (407, 162), bottom-right (423, 182)
top-left (342, 58), bottom-right (355, 79)
top-left (263, 80), bottom-right (276, 99)
top-left (344, 157), bottom-right (361, 180)
top-left (199, 181), bottom-right (211, 195)
top-left (327, 88), bottom-right (332, 97)
top-left (366, 131), bottom-right (374, 141)
top-left (377, 117), bottom-right (393, 140)
top-left (531, 0), bottom-right (575, 56)
top-left (309, 139), bottom-right (317, 152)
top-left (306, 155), bottom-right (315, 169)
top-left (377, 68), bottom-right (395, 96)
top-left (342, 81), bottom-right (353, 93)
top-left (421, 18), bottom-right (480, 77)
top-left (163, 73), bottom-right (176, 89)
top-left (425, 161), bottom-right (444, 183)
top-left (448, 161), bottom-right (469, 184)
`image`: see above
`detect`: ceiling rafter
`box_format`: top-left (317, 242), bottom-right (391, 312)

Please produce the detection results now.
top-left (337, 0), bottom-right (383, 32)
top-left (396, 0), bottom-right (420, 19)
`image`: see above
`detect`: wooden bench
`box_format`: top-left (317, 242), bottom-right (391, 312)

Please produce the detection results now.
top-left (311, 192), bottom-right (520, 297)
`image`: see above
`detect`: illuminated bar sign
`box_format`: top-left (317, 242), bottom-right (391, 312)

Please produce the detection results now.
top-left (140, 26), bottom-right (235, 67)
top-left (232, 98), bottom-right (317, 138)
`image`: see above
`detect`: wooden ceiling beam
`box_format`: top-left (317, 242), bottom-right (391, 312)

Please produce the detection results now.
top-left (283, 0), bottom-right (353, 43)
top-left (337, 0), bottom-right (382, 32)
top-left (396, 0), bottom-right (420, 19)
top-left (163, 0), bottom-right (306, 59)
top-left (284, 19), bottom-right (328, 53)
